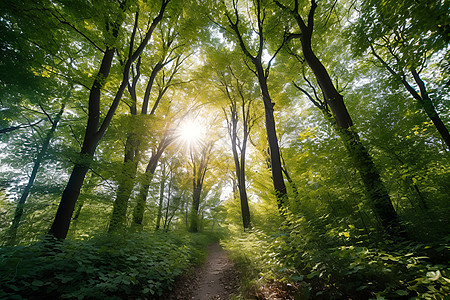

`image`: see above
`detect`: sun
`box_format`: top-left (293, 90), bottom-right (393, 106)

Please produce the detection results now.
top-left (177, 119), bottom-right (204, 150)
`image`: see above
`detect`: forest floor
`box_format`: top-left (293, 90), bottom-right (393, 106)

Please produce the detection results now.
top-left (167, 242), bottom-right (241, 300)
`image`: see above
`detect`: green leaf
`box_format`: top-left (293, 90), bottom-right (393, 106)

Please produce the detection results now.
top-left (290, 275), bottom-right (304, 281)
top-left (396, 290), bottom-right (408, 296)
top-left (32, 280), bottom-right (44, 287)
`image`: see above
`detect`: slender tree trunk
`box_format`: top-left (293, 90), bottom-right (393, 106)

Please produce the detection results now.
top-left (369, 44), bottom-right (450, 149)
top-left (185, 202), bottom-right (189, 229)
top-left (6, 103), bottom-right (65, 244)
top-left (163, 182), bottom-right (172, 230)
top-left (155, 164), bottom-right (166, 230)
top-left (47, 45), bottom-right (116, 240)
top-left (132, 143), bottom-right (167, 226)
top-left (108, 133), bottom-right (140, 232)
top-left (237, 174), bottom-right (251, 229)
top-left (49, 45), bottom-right (130, 239)
top-left (230, 116), bottom-right (251, 229)
top-left (189, 143), bottom-right (212, 232)
top-left (232, 145), bottom-right (251, 229)
top-left (190, 182), bottom-right (202, 233)
top-left (410, 69), bottom-right (450, 149)
top-left (227, 4), bottom-right (287, 210)
top-left (48, 163), bottom-right (92, 239)
top-left (110, 56), bottom-right (169, 231)
top-left (108, 57), bottom-right (141, 233)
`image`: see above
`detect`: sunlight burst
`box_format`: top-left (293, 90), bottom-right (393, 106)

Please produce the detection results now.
top-left (177, 120), bottom-right (204, 150)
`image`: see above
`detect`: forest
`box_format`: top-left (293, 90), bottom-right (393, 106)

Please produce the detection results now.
top-left (0, 0), bottom-right (449, 299)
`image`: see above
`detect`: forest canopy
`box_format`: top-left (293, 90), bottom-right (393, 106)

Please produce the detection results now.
top-left (0, 0), bottom-right (449, 299)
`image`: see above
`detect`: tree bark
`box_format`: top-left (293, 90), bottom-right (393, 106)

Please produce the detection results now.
top-left (231, 117), bottom-right (251, 229)
top-left (49, 2), bottom-right (170, 239)
top-left (163, 176), bottom-right (172, 230)
top-left (48, 38), bottom-right (119, 239)
top-left (254, 60), bottom-right (288, 208)
top-left (336, 126), bottom-right (404, 236)
top-left (107, 135), bottom-right (139, 232)
top-left (222, 71), bottom-right (252, 230)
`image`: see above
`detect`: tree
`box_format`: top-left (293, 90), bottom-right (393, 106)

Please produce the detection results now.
top-left (275, 0), bottom-right (405, 237)
top-left (108, 20), bottom-right (188, 233)
top-left (5, 100), bottom-right (66, 244)
top-left (189, 141), bottom-right (214, 232)
top-left (49, 0), bottom-right (171, 239)
top-left (221, 0), bottom-right (288, 209)
top-left (131, 125), bottom-right (176, 228)
top-left (351, 0), bottom-right (450, 149)
top-left (216, 66), bottom-right (256, 229)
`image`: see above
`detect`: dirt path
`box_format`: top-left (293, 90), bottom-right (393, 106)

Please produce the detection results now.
top-left (167, 242), bottom-right (240, 300)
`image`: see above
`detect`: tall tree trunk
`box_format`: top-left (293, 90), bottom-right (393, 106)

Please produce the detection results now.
top-left (127, 58), bottom-right (180, 227)
top-left (155, 164), bottom-right (166, 230)
top-left (227, 92), bottom-right (252, 229)
top-left (232, 136), bottom-right (251, 229)
top-left (108, 57), bottom-right (141, 233)
top-left (336, 126), bottom-right (404, 236)
top-left (108, 133), bottom-right (140, 232)
top-left (253, 61), bottom-right (287, 209)
top-left (132, 140), bottom-right (168, 227)
top-left (110, 55), bottom-right (170, 232)
top-left (163, 178), bottom-right (172, 230)
top-left (279, 0), bottom-right (405, 237)
top-left (6, 103), bottom-right (65, 244)
top-left (189, 142), bottom-right (212, 233)
top-left (227, 2), bottom-right (287, 210)
top-left (48, 43), bottom-right (119, 239)
top-left (189, 181), bottom-right (202, 233)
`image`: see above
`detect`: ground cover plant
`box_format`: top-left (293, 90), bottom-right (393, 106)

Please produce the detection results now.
top-left (222, 215), bottom-right (450, 299)
top-left (0, 232), bottom-right (215, 299)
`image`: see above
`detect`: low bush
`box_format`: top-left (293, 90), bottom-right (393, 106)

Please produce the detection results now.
top-left (223, 215), bottom-right (450, 299)
top-left (0, 231), bottom-right (215, 299)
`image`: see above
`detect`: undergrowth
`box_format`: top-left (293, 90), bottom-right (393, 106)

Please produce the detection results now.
top-left (0, 231), bottom-right (216, 299)
top-left (222, 215), bottom-right (450, 299)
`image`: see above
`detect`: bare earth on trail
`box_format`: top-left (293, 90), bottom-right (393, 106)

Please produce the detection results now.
top-left (167, 242), bottom-right (240, 300)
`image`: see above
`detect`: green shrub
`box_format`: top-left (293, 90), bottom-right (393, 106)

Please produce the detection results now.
top-left (0, 231), bottom-right (214, 299)
top-left (223, 214), bottom-right (450, 299)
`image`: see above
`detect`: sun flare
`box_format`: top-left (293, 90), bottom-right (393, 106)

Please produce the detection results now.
top-left (177, 120), bottom-right (204, 149)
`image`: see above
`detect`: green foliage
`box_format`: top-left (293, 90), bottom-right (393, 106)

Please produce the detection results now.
top-left (0, 231), bottom-right (215, 299)
top-left (222, 214), bottom-right (450, 299)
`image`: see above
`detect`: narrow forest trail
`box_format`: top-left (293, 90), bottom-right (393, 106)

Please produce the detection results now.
top-left (168, 242), bottom-right (240, 300)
